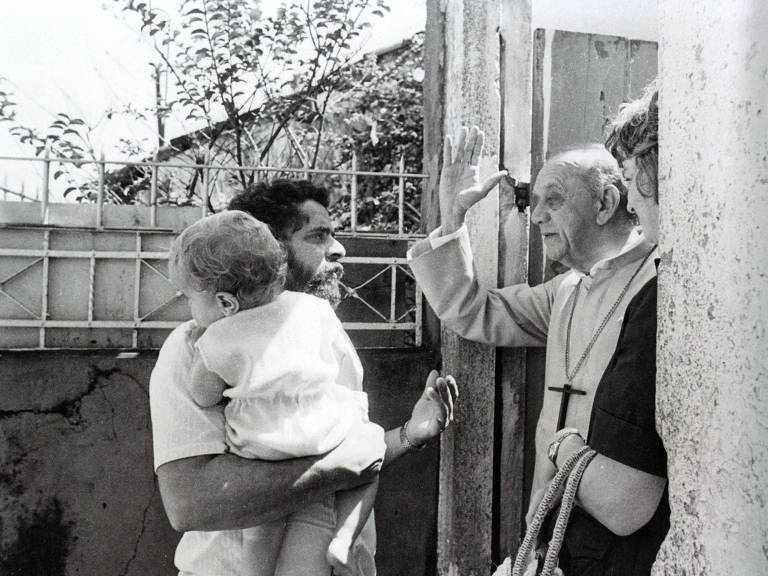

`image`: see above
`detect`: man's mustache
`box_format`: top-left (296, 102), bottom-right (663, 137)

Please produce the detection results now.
top-left (318, 261), bottom-right (344, 281)
top-left (306, 261), bottom-right (344, 291)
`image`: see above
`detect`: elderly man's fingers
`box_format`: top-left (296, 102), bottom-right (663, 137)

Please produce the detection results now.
top-left (480, 171), bottom-right (508, 195)
top-left (453, 126), bottom-right (468, 164)
top-left (468, 127), bottom-right (484, 166)
top-left (464, 126), bottom-right (479, 166)
top-left (443, 135), bottom-right (453, 165)
top-left (455, 171), bottom-right (508, 214)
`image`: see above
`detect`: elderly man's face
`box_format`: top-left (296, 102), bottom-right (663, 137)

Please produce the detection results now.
top-left (283, 200), bottom-right (346, 308)
top-left (531, 161), bottom-right (601, 271)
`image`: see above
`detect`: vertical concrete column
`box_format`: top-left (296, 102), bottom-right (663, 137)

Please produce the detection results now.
top-left (655, 2), bottom-right (768, 574)
top-left (425, 0), bottom-right (502, 574)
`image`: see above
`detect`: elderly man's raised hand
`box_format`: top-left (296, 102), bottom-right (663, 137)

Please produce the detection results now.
top-left (406, 370), bottom-right (458, 446)
top-left (439, 125), bottom-right (507, 235)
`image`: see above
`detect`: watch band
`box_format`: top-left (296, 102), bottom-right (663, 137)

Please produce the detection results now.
top-left (400, 420), bottom-right (427, 452)
top-left (547, 427), bottom-right (583, 470)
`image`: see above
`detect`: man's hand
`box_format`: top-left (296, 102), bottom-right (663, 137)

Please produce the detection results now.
top-left (321, 421), bottom-right (386, 489)
top-left (439, 125), bottom-right (508, 235)
top-left (405, 370), bottom-right (458, 446)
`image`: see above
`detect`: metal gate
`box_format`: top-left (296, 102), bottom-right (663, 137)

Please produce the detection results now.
top-left (0, 159), bottom-right (428, 350)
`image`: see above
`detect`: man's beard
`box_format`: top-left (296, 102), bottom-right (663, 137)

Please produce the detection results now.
top-left (285, 253), bottom-right (345, 309)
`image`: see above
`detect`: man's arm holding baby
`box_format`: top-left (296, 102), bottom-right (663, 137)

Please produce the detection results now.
top-left (152, 324), bottom-right (458, 533)
top-left (158, 374), bottom-right (455, 532)
top-left (157, 421), bottom-right (386, 532)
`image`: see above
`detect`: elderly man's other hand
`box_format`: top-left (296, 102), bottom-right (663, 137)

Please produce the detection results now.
top-left (439, 125), bottom-right (507, 235)
top-left (406, 370), bottom-right (458, 447)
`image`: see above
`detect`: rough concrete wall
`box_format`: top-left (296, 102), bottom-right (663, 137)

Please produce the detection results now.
top-left (654, 2), bottom-right (768, 574)
top-left (0, 352), bottom-right (176, 576)
top-left (432, 1), bottom-right (501, 575)
top-left (0, 349), bottom-right (440, 576)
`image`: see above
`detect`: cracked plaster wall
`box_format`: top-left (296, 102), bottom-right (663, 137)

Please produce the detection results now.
top-left (0, 351), bottom-right (177, 575)
top-left (0, 349), bottom-right (439, 575)
top-left (654, 2), bottom-right (768, 574)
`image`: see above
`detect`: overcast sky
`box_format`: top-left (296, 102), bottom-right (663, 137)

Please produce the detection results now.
top-left (0, 0), bottom-right (656, 200)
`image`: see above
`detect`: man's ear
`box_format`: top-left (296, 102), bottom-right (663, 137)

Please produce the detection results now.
top-left (215, 292), bottom-right (240, 316)
top-left (595, 184), bottom-right (621, 226)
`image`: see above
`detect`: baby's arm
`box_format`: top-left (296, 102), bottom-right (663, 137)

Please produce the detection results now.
top-left (188, 352), bottom-right (227, 407)
top-left (327, 477), bottom-right (379, 576)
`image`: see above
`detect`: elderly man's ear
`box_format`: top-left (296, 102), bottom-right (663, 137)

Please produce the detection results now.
top-left (595, 184), bottom-right (622, 225)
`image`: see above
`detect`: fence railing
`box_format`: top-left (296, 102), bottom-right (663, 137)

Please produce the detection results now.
top-left (0, 153), bottom-right (427, 237)
top-left (0, 155), bottom-right (428, 350)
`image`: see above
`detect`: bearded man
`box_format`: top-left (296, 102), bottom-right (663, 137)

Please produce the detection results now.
top-left (150, 179), bottom-right (457, 575)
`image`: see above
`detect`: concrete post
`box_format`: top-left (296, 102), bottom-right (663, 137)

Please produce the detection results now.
top-left (655, 2), bottom-right (768, 574)
top-left (425, 0), bottom-right (502, 574)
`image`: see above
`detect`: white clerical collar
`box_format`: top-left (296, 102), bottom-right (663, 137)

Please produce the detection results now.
top-left (576, 228), bottom-right (651, 288)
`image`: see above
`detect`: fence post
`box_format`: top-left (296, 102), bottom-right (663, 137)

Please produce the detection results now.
top-left (398, 154), bottom-right (405, 236)
top-left (41, 145), bottom-right (50, 224)
top-left (350, 152), bottom-right (358, 234)
top-left (150, 150), bottom-right (159, 226)
top-left (40, 230), bottom-right (50, 349)
top-left (390, 264), bottom-right (397, 322)
top-left (415, 283), bottom-right (423, 347)
top-left (201, 152), bottom-right (210, 218)
top-left (96, 152), bottom-right (105, 229)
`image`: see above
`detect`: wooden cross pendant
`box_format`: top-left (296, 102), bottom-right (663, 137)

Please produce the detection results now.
top-left (547, 382), bottom-right (587, 430)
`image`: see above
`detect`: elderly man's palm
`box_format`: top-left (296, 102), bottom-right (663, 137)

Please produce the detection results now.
top-left (439, 125), bottom-right (507, 235)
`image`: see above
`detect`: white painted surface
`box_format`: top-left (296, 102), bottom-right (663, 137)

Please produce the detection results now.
top-left (655, 1), bottom-right (768, 573)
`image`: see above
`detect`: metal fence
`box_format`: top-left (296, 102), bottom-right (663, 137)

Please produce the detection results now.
top-left (0, 152), bottom-right (424, 235)
top-left (0, 155), bottom-right (428, 350)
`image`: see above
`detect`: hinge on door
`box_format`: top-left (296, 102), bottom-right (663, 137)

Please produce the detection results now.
top-left (503, 174), bottom-right (530, 213)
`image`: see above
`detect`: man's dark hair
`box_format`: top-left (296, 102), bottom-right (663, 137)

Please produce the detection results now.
top-left (228, 179), bottom-right (331, 240)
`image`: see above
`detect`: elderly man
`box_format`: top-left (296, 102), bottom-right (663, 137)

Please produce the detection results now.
top-left (408, 127), bottom-right (658, 552)
top-left (151, 179), bottom-right (457, 575)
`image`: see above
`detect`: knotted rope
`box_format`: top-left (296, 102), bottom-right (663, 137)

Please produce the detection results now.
top-left (512, 446), bottom-right (597, 576)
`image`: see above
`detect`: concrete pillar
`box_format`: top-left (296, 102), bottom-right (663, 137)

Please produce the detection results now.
top-left (655, 2), bottom-right (768, 574)
top-left (425, 0), bottom-right (502, 574)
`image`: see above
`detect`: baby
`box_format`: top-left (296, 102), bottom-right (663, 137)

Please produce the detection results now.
top-left (168, 210), bottom-right (377, 576)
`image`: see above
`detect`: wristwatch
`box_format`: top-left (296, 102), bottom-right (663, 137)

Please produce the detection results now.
top-left (547, 427), bottom-right (583, 470)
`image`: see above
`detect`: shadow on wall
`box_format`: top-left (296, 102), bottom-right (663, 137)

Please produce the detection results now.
top-left (1, 498), bottom-right (71, 575)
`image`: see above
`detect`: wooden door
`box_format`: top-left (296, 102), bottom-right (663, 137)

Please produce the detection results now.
top-left (495, 28), bottom-right (658, 560)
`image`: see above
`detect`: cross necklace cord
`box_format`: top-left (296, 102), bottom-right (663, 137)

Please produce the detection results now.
top-left (549, 246), bottom-right (657, 430)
